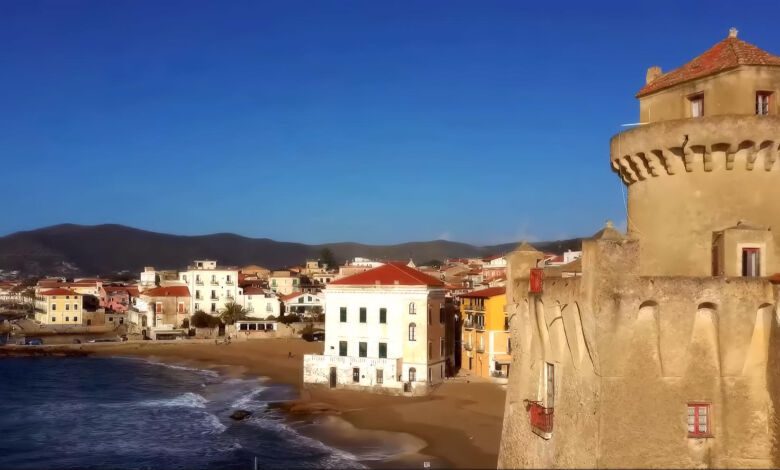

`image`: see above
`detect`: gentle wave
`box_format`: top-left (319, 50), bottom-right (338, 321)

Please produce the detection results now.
top-left (135, 392), bottom-right (208, 409)
top-left (247, 414), bottom-right (366, 469)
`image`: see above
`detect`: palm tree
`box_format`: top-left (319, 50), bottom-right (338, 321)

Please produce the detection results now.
top-left (220, 302), bottom-right (247, 325)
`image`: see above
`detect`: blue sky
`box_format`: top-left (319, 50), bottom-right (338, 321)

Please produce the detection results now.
top-left (2, 0), bottom-right (778, 244)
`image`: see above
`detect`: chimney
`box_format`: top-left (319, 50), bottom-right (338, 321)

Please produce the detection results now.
top-left (729, 27), bottom-right (738, 38)
top-left (646, 66), bottom-right (662, 84)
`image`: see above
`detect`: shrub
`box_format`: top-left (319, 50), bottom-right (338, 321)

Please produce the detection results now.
top-left (190, 310), bottom-right (221, 328)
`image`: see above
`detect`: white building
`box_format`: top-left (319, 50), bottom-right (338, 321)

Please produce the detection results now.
top-left (178, 260), bottom-right (240, 314)
top-left (281, 291), bottom-right (324, 317)
top-left (303, 263), bottom-right (448, 396)
top-left (239, 287), bottom-right (281, 319)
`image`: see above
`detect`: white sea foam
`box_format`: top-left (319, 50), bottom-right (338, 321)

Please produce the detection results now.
top-left (202, 413), bottom-right (227, 434)
top-left (142, 360), bottom-right (220, 378)
top-left (229, 387), bottom-right (268, 411)
top-left (247, 415), bottom-right (366, 468)
top-left (136, 392), bottom-right (208, 409)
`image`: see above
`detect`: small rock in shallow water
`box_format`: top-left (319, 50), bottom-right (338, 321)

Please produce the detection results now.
top-left (230, 410), bottom-right (252, 421)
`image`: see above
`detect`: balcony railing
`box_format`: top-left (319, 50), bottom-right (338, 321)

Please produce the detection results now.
top-left (464, 305), bottom-right (485, 312)
top-left (475, 323), bottom-right (485, 331)
top-left (210, 296), bottom-right (218, 300)
top-left (476, 344), bottom-right (485, 353)
top-left (527, 401), bottom-right (554, 434)
top-left (464, 343), bottom-right (473, 351)
top-left (210, 280), bottom-right (219, 286)
top-left (226, 280), bottom-right (234, 285)
top-left (195, 280), bottom-right (203, 286)
top-left (464, 320), bottom-right (474, 329)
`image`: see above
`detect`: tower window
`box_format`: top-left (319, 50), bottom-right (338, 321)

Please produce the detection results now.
top-left (757, 91), bottom-right (772, 115)
top-left (687, 403), bottom-right (711, 437)
top-left (742, 248), bottom-right (761, 277)
top-left (689, 93), bottom-right (704, 118)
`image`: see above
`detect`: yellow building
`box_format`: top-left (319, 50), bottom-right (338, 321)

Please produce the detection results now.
top-left (35, 288), bottom-right (83, 325)
top-left (461, 287), bottom-right (510, 382)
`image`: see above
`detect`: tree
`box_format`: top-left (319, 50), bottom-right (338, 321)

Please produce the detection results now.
top-left (319, 248), bottom-right (338, 270)
top-left (191, 310), bottom-right (221, 328)
top-left (220, 302), bottom-right (247, 325)
top-left (422, 259), bottom-right (443, 268)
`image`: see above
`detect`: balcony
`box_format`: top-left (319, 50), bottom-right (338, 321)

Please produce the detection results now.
top-left (464, 343), bottom-right (473, 351)
top-left (210, 280), bottom-right (219, 286)
top-left (527, 401), bottom-right (554, 435)
top-left (226, 280), bottom-right (234, 285)
top-left (475, 322), bottom-right (485, 332)
top-left (463, 320), bottom-right (474, 330)
top-left (195, 280), bottom-right (203, 286)
top-left (210, 296), bottom-right (219, 301)
top-left (476, 344), bottom-right (485, 353)
top-left (464, 305), bottom-right (484, 313)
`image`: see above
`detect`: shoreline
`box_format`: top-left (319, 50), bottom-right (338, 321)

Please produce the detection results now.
top-left (3, 339), bottom-right (505, 468)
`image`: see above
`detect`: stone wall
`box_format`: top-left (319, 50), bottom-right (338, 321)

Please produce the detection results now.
top-left (498, 237), bottom-right (780, 468)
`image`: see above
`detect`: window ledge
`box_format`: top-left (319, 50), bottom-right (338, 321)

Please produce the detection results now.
top-left (687, 434), bottom-right (713, 439)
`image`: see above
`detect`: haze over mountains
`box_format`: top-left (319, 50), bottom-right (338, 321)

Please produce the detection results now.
top-left (0, 224), bottom-right (582, 277)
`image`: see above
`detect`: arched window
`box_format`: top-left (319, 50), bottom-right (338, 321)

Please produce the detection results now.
top-left (409, 302), bottom-right (416, 314)
top-left (409, 367), bottom-right (417, 382)
top-left (408, 322), bottom-right (416, 341)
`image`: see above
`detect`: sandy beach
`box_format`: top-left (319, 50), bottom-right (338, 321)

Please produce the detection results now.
top-left (80, 339), bottom-right (506, 468)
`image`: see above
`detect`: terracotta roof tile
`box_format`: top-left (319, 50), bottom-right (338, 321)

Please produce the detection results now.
top-left (637, 36), bottom-right (780, 97)
top-left (40, 288), bottom-right (81, 296)
top-left (460, 286), bottom-right (506, 298)
top-left (142, 286), bottom-right (190, 297)
top-left (330, 263), bottom-right (444, 287)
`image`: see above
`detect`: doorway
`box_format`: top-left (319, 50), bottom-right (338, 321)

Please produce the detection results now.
top-left (329, 367), bottom-right (337, 388)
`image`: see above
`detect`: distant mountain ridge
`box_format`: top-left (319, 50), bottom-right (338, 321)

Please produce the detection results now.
top-left (0, 224), bottom-right (583, 277)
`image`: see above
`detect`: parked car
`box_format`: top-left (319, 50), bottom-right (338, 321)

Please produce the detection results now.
top-left (302, 331), bottom-right (325, 342)
top-left (24, 338), bottom-right (44, 346)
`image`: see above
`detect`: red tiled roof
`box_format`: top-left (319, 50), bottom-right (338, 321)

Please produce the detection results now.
top-left (281, 291), bottom-right (304, 301)
top-left (243, 287), bottom-right (268, 295)
top-left (461, 286), bottom-right (506, 299)
top-left (142, 286), bottom-right (190, 297)
top-left (637, 35), bottom-right (780, 97)
top-left (40, 288), bottom-right (80, 296)
top-left (330, 263), bottom-right (445, 287)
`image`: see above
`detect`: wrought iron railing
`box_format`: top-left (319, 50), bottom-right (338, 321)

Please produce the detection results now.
top-left (527, 401), bottom-right (554, 434)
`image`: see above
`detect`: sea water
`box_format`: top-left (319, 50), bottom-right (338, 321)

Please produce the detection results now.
top-left (0, 357), bottom-right (364, 469)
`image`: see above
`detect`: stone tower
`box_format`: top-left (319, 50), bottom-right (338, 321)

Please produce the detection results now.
top-left (611, 28), bottom-right (780, 276)
top-left (498, 30), bottom-right (780, 469)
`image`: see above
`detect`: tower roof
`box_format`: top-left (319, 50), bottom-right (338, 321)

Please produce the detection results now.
top-left (514, 241), bottom-right (540, 253)
top-left (637, 29), bottom-right (780, 97)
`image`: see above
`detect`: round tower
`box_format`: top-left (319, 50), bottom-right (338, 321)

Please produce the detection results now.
top-left (610, 29), bottom-right (780, 276)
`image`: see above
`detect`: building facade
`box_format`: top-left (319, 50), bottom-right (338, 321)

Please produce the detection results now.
top-left (303, 263), bottom-right (448, 395)
top-left (461, 287), bottom-right (510, 382)
top-left (268, 270), bottom-right (300, 296)
top-left (239, 287), bottom-right (280, 319)
top-left (498, 30), bottom-right (780, 468)
top-left (35, 288), bottom-right (83, 325)
top-left (179, 260), bottom-right (240, 314)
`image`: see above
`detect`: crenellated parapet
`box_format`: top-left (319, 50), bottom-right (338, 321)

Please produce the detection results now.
top-left (610, 115), bottom-right (780, 185)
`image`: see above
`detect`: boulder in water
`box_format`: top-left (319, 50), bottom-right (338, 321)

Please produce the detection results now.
top-left (230, 410), bottom-right (252, 421)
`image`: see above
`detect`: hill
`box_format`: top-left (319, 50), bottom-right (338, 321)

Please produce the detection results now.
top-left (0, 224), bottom-right (583, 277)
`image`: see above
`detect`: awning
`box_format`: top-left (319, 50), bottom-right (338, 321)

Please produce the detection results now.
top-left (494, 354), bottom-right (512, 365)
